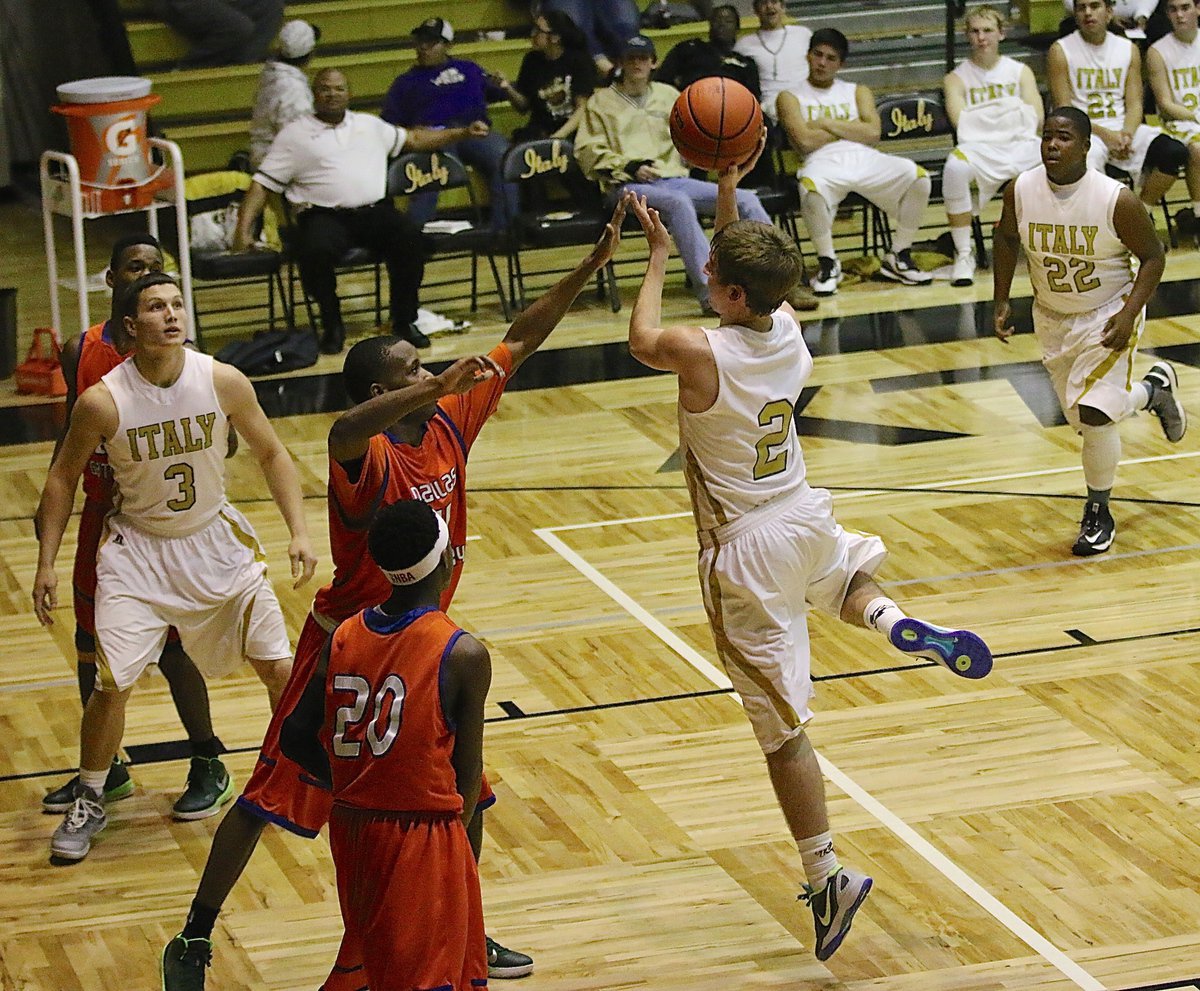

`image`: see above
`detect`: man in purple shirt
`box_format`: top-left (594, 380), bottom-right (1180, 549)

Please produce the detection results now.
top-left (382, 18), bottom-right (519, 232)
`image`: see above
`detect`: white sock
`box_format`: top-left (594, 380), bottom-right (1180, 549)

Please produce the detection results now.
top-left (79, 767), bottom-right (107, 795)
top-left (863, 596), bottom-right (906, 637)
top-left (1080, 421), bottom-right (1121, 492)
top-left (798, 831), bottom-right (840, 890)
top-left (1129, 380), bottom-right (1151, 413)
top-left (1192, 200), bottom-right (1200, 217)
top-left (950, 225), bottom-right (972, 255)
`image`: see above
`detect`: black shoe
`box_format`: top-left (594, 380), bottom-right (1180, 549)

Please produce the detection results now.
top-left (399, 322), bottom-right (431, 349)
top-left (161, 933), bottom-right (213, 991)
top-left (319, 324), bottom-right (346, 355)
top-left (1072, 501), bottom-right (1115, 556)
top-left (1143, 361), bottom-right (1187, 442)
top-left (43, 758), bottom-right (133, 813)
top-left (172, 757), bottom-right (234, 821)
top-left (486, 936), bottom-right (534, 978)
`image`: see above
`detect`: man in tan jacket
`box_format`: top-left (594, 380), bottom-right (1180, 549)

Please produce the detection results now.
top-left (574, 34), bottom-right (771, 311)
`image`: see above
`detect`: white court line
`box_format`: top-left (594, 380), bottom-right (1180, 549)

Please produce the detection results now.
top-left (548, 449), bottom-right (1200, 533)
top-left (534, 523), bottom-right (1107, 991)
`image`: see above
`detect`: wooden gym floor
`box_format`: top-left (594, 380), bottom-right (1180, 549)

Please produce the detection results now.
top-left (1, 191), bottom-right (1199, 990)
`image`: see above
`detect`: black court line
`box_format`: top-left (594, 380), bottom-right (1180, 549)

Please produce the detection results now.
top-left (6, 621), bottom-right (1200, 787)
top-left (1119, 980), bottom-right (1200, 991)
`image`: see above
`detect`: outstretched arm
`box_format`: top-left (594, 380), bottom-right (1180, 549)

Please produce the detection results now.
top-left (501, 197), bottom-right (627, 369)
top-left (214, 364), bottom-right (316, 587)
top-left (327, 354), bottom-right (506, 463)
top-left (403, 121), bottom-right (490, 152)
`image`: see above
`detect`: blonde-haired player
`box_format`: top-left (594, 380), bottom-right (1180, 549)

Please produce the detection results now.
top-left (942, 5), bottom-right (1043, 286)
top-left (33, 273), bottom-right (318, 862)
top-left (1147, 0), bottom-right (1200, 244)
top-left (993, 107), bottom-right (1186, 555)
top-left (1048, 0), bottom-right (1188, 208)
top-left (626, 140), bottom-right (992, 961)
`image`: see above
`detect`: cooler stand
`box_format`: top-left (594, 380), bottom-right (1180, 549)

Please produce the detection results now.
top-left (40, 138), bottom-right (196, 348)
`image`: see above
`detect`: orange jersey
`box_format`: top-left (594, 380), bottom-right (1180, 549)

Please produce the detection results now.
top-left (324, 606), bottom-right (466, 814)
top-left (312, 342), bottom-right (512, 625)
top-left (75, 321), bottom-right (126, 504)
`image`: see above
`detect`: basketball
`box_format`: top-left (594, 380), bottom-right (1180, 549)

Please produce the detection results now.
top-left (669, 77), bottom-right (763, 172)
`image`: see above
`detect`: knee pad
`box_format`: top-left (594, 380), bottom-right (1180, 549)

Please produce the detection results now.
top-left (1145, 133), bottom-right (1187, 177)
top-left (941, 153), bottom-right (974, 214)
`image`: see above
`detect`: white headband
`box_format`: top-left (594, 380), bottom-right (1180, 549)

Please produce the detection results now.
top-left (379, 512), bottom-right (450, 585)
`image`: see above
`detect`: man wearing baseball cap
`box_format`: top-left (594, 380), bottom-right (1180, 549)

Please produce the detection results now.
top-left (574, 34), bottom-right (772, 311)
top-left (381, 18), bottom-right (519, 233)
top-left (249, 19), bottom-right (321, 168)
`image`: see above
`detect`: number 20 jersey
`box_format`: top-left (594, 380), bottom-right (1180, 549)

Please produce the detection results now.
top-left (324, 605), bottom-right (465, 814)
top-left (1014, 164), bottom-right (1133, 316)
top-left (679, 310), bottom-right (812, 532)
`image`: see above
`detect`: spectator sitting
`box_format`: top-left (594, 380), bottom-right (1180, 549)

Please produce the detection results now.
top-left (656, 4), bottom-right (761, 93)
top-left (249, 19), bottom-right (319, 169)
top-left (154, 0), bottom-right (283, 68)
top-left (496, 10), bottom-right (596, 141)
top-left (236, 68), bottom-right (490, 353)
top-left (776, 29), bottom-right (934, 295)
top-left (734, 0), bottom-right (811, 120)
top-left (574, 34), bottom-right (772, 311)
top-left (1062, 0), bottom-right (1155, 32)
top-left (381, 18), bottom-right (518, 233)
top-left (941, 4), bottom-right (1043, 287)
top-left (539, 0), bottom-right (641, 78)
top-left (1049, 0), bottom-right (1187, 209)
top-left (1147, 0), bottom-right (1200, 243)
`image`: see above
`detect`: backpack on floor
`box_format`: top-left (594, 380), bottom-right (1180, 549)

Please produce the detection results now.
top-left (215, 330), bottom-right (318, 376)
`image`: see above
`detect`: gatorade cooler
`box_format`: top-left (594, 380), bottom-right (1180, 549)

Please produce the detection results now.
top-left (52, 77), bottom-right (171, 213)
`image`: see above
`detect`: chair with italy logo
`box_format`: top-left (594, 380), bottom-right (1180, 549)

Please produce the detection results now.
top-left (500, 138), bottom-right (620, 312)
top-left (387, 150), bottom-right (511, 320)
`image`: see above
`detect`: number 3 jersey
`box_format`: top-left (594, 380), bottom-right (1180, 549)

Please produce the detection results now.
top-left (102, 349), bottom-right (229, 536)
top-left (324, 605), bottom-right (465, 815)
top-left (679, 309), bottom-right (812, 532)
top-left (1014, 164), bottom-right (1133, 315)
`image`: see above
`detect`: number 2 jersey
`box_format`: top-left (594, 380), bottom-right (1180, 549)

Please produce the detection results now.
top-left (311, 343), bottom-right (513, 627)
top-left (323, 605), bottom-right (466, 814)
top-left (1014, 164), bottom-right (1133, 316)
top-left (679, 310), bottom-right (812, 532)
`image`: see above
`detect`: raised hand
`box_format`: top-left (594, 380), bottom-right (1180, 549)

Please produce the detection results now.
top-left (436, 354), bottom-right (506, 395)
top-left (628, 194), bottom-right (672, 255)
top-left (589, 197), bottom-right (628, 267)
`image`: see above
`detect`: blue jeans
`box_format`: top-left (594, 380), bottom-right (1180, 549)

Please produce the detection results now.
top-left (615, 177), bottom-right (771, 304)
top-left (540, 0), bottom-right (640, 60)
top-left (403, 130), bottom-right (518, 233)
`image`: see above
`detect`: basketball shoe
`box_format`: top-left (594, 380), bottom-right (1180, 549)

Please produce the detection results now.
top-left (1072, 501), bottom-right (1115, 556)
top-left (810, 256), bottom-right (842, 296)
top-left (172, 757), bottom-right (234, 820)
top-left (43, 756), bottom-right (132, 813)
top-left (880, 249), bottom-right (932, 285)
top-left (487, 936), bottom-right (534, 978)
top-left (800, 866), bottom-right (873, 960)
top-left (50, 783), bottom-right (107, 860)
top-left (161, 933), bottom-right (212, 991)
top-left (1143, 361), bottom-right (1187, 443)
top-left (889, 618), bottom-right (993, 678)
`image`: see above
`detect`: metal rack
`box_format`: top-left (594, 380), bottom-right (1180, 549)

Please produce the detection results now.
top-left (40, 137), bottom-right (195, 345)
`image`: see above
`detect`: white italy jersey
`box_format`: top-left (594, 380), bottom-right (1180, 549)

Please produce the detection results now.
top-left (1058, 31), bottom-right (1134, 124)
top-left (952, 55), bottom-right (1026, 112)
top-left (786, 77), bottom-right (861, 164)
top-left (1014, 165), bottom-right (1133, 315)
top-left (679, 310), bottom-right (811, 532)
top-left (1151, 32), bottom-right (1200, 135)
top-left (103, 349), bottom-right (229, 537)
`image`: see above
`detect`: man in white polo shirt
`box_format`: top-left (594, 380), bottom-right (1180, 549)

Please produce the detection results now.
top-left (234, 67), bottom-right (489, 354)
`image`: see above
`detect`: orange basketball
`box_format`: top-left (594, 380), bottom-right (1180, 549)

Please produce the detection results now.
top-left (669, 77), bottom-right (763, 172)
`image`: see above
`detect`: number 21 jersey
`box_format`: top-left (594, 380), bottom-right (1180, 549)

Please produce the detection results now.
top-left (1014, 164), bottom-right (1133, 315)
